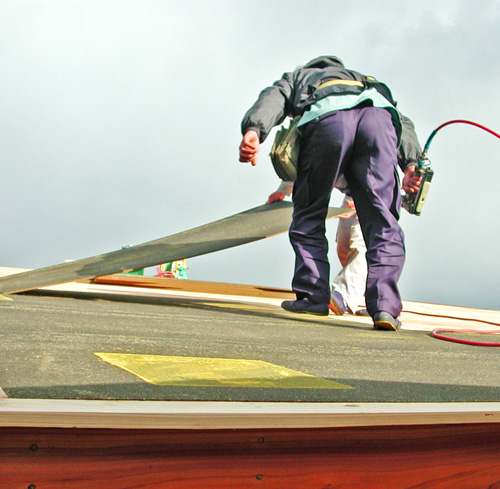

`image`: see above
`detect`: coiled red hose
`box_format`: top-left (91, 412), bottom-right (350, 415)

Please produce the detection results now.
top-left (431, 328), bottom-right (500, 347)
top-left (423, 120), bottom-right (500, 346)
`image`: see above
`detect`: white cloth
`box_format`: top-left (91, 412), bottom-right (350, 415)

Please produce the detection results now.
top-left (331, 197), bottom-right (367, 313)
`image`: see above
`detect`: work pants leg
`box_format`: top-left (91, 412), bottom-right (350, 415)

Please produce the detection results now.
top-left (344, 107), bottom-right (405, 318)
top-left (289, 111), bottom-right (356, 305)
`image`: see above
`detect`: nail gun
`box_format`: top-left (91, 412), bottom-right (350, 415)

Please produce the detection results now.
top-left (402, 153), bottom-right (434, 216)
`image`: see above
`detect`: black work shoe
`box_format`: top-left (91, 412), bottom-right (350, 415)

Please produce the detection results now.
top-left (281, 299), bottom-right (329, 316)
top-left (373, 311), bottom-right (402, 331)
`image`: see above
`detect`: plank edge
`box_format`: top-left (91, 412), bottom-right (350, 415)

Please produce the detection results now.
top-left (2, 399), bottom-right (500, 429)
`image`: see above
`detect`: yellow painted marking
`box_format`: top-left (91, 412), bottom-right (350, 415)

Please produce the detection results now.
top-left (95, 353), bottom-right (352, 389)
top-left (0, 294), bottom-right (13, 301)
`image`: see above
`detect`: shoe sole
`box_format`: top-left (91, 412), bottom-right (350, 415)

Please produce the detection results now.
top-left (284, 309), bottom-right (329, 317)
top-left (373, 319), bottom-right (401, 331)
top-left (303, 311), bottom-right (329, 316)
top-left (282, 306), bottom-right (329, 317)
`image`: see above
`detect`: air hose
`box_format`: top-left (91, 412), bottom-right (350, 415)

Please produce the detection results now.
top-left (431, 328), bottom-right (500, 347)
top-left (420, 119), bottom-right (500, 162)
top-left (424, 120), bottom-right (500, 346)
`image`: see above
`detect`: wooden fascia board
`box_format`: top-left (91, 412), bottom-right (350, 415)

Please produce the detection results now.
top-left (2, 399), bottom-right (500, 430)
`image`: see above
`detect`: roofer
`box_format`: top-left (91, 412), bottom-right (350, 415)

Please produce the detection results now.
top-left (239, 56), bottom-right (422, 331)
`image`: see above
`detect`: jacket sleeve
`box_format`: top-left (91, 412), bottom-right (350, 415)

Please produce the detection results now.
top-left (276, 180), bottom-right (294, 196)
top-left (397, 113), bottom-right (422, 170)
top-left (241, 72), bottom-right (295, 143)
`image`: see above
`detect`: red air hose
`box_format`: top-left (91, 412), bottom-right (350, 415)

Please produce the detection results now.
top-left (433, 119), bottom-right (500, 139)
top-left (431, 328), bottom-right (500, 347)
top-left (421, 119), bottom-right (500, 159)
top-left (422, 120), bottom-right (500, 346)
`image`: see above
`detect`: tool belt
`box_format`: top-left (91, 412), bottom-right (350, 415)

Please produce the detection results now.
top-left (269, 116), bottom-right (301, 181)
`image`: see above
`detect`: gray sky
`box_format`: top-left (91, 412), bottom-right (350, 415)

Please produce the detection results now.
top-left (1, 0), bottom-right (499, 310)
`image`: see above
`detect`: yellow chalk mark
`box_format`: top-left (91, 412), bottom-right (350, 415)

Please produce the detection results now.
top-left (95, 353), bottom-right (352, 389)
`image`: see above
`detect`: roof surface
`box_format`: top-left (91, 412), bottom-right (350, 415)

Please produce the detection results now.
top-left (1, 267), bottom-right (499, 403)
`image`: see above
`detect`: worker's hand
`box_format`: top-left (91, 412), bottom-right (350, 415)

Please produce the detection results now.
top-left (339, 197), bottom-right (356, 219)
top-left (402, 165), bottom-right (423, 194)
top-left (239, 130), bottom-right (260, 166)
top-left (266, 191), bottom-right (286, 204)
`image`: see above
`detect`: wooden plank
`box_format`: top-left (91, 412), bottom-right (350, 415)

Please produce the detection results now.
top-left (91, 275), bottom-right (296, 299)
top-left (0, 202), bottom-right (347, 295)
top-left (2, 423), bottom-right (500, 488)
top-left (2, 399), bottom-right (500, 430)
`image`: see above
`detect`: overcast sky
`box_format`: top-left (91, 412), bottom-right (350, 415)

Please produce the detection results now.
top-left (1, 0), bottom-right (499, 310)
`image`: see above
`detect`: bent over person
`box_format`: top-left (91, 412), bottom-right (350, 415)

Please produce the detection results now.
top-left (239, 55), bottom-right (422, 331)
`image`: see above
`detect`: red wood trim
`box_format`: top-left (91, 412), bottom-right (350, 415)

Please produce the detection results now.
top-left (2, 424), bottom-right (500, 488)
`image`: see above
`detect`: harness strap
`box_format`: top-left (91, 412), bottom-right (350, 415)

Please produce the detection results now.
top-left (316, 79), bottom-right (364, 90)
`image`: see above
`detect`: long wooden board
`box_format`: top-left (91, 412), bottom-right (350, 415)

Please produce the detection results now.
top-left (91, 274), bottom-right (296, 299)
top-left (0, 202), bottom-right (347, 294)
top-left (2, 399), bottom-right (500, 429)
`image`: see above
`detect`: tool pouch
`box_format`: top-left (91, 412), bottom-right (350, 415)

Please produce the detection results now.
top-left (269, 116), bottom-right (301, 181)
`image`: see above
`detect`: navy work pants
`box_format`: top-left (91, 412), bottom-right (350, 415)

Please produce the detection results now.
top-left (290, 106), bottom-right (405, 318)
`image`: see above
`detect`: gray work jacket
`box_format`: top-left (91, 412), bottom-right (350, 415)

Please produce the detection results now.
top-left (241, 56), bottom-right (422, 169)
